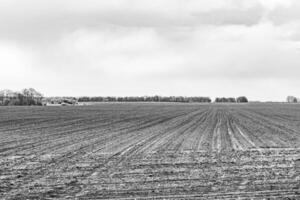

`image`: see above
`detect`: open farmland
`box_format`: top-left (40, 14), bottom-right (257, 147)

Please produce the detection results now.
top-left (0, 103), bottom-right (299, 199)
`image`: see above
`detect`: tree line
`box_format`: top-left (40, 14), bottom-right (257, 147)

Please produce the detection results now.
top-left (0, 88), bottom-right (43, 106)
top-left (78, 96), bottom-right (249, 103)
top-left (215, 96), bottom-right (248, 103)
top-left (78, 96), bottom-right (212, 103)
top-left (0, 88), bottom-right (251, 106)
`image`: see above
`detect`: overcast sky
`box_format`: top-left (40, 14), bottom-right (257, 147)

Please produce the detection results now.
top-left (1, 0), bottom-right (300, 101)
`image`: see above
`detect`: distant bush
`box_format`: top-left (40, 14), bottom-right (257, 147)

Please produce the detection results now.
top-left (237, 96), bottom-right (248, 103)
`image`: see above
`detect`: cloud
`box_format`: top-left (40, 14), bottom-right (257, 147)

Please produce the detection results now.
top-left (191, 4), bottom-right (264, 26)
top-left (142, 23), bottom-right (300, 81)
top-left (267, 1), bottom-right (300, 25)
top-left (0, 0), bottom-right (288, 42)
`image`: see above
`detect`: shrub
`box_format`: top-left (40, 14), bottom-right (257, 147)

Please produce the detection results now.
top-left (237, 96), bottom-right (248, 103)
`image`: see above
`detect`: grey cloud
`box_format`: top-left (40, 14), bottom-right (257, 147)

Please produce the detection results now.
top-left (267, 2), bottom-right (300, 25)
top-left (191, 5), bottom-right (265, 26)
top-left (0, 0), bottom-right (267, 43)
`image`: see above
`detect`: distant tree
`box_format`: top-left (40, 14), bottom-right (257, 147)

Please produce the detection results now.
top-left (237, 96), bottom-right (248, 103)
top-left (227, 97), bottom-right (236, 103)
top-left (21, 88), bottom-right (43, 105)
top-left (215, 97), bottom-right (228, 103)
top-left (0, 88), bottom-right (43, 106)
top-left (287, 96), bottom-right (297, 103)
top-left (78, 97), bottom-right (90, 102)
top-left (107, 96), bottom-right (116, 102)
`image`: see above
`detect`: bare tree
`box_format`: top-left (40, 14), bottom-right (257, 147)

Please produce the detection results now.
top-left (287, 96), bottom-right (298, 103)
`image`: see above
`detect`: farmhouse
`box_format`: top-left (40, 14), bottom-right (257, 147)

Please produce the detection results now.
top-left (44, 97), bottom-right (78, 106)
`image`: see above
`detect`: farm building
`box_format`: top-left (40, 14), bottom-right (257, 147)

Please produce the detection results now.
top-left (44, 97), bottom-right (78, 106)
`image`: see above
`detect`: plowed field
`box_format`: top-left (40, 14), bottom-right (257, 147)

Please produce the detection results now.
top-left (0, 103), bottom-right (299, 199)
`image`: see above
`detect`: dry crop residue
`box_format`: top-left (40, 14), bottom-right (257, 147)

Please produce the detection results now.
top-left (0, 103), bottom-right (299, 199)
